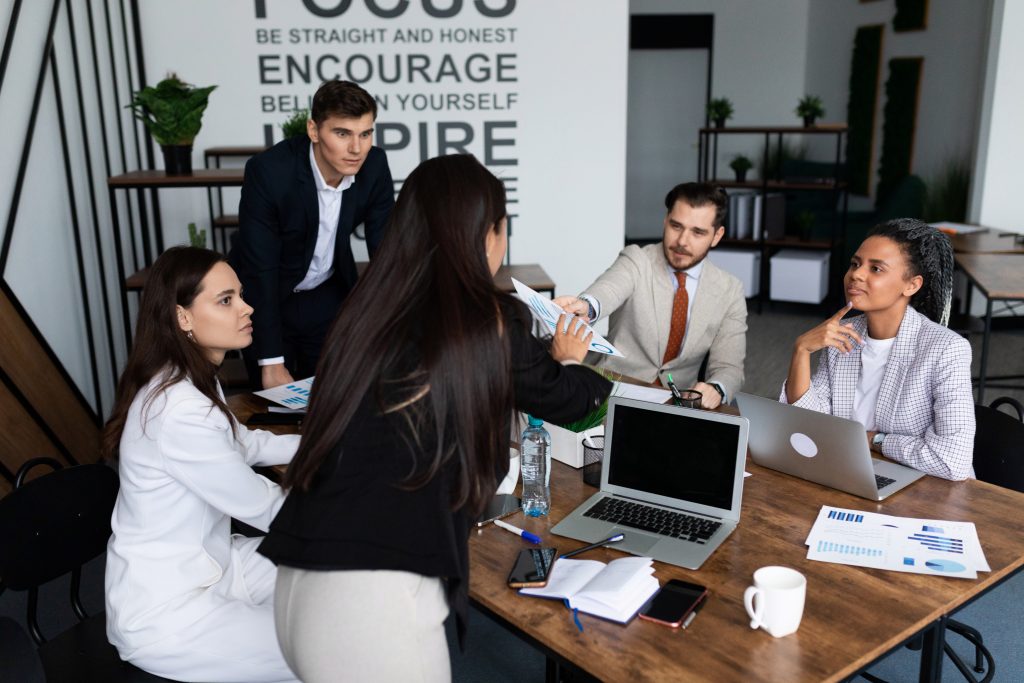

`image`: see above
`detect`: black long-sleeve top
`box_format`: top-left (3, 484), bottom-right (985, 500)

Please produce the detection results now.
top-left (258, 301), bottom-right (612, 644)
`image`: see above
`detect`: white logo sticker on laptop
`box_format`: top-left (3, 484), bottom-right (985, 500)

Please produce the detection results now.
top-left (790, 433), bottom-right (818, 458)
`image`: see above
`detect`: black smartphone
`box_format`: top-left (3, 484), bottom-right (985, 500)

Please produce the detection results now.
top-left (507, 547), bottom-right (557, 588)
top-left (476, 494), bottom-right (521, 527)
top-left (638, 579), bottom-right (708, 628)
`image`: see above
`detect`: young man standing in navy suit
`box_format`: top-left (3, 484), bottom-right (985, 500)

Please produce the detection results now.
top-left (230, 80), bottom-right (395, 389)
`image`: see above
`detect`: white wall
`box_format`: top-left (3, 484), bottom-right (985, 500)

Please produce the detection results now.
top-left (136, 0), bottom-right (629, 299)
top-left (629, 0), bottom-right (811, 181)
top-left (804, 0), bottom-right (989, 201)
top-left (970, 0), bottom-right (1024, 234)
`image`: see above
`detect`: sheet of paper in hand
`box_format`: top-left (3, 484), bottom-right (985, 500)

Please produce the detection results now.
top-left (511, 278), bottom-right (623, 357)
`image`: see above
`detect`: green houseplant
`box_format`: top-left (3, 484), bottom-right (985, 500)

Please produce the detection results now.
top-left (127, 74), bottom-right (217, 175)
top-left (729, 155), bottom-right (753, 183)
top-left (707, 97), bottom-right (734, 128)
top-left (187, 222), bottom-right (206, 248)
top-left (281, 109), bottom-right (310, 140)
top-left (796, 95), bottom-right (825, 127)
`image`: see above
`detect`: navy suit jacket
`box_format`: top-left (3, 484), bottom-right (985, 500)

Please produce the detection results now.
top-left (230, 135), bottom-right (394, 360)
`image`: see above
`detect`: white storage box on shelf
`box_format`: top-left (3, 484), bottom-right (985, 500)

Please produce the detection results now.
top-left (770, 249), bottom-right (829, 304)
top-left (709, 248), bottom-right (761, 298)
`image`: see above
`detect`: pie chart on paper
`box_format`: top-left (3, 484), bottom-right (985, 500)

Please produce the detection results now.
top-left (925, 559), bottom-right (967, 573)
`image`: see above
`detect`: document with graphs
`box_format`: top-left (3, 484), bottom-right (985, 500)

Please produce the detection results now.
top-left (805, 505), bottom-right (988, 579)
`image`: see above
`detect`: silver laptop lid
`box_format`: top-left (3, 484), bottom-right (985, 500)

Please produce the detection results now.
top-left (735, 392), bottom-right (924, 500)
top-left (601, 397), bottom-right (749, 523)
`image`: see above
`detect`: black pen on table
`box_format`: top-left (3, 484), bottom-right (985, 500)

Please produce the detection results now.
top-left (682, 594), bottom-right (708, 630)
top-left (665, 373), bottom-right (684, 407)
top-left (559, 533), bottom-right (625, 559)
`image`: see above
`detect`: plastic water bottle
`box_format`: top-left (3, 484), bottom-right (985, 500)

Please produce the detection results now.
top-left (521, 415), bottom-right (552, 517)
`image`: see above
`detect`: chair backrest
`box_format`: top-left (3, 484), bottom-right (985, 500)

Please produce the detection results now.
top-left (0, 459), bottom-right (118, 591)
top-left (973, 398), bottom-right (1024, 493)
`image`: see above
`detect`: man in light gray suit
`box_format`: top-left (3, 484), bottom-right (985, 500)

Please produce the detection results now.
top-left (555, 183), bottom-right (746, 409)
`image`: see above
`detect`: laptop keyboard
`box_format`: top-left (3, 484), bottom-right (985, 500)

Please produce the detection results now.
top-left (583, 497), bottom-right (721, 544)
top-left (875, 474), bottom-right (896, 490)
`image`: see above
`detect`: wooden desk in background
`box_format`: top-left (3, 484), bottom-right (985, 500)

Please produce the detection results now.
top-left (226, 392), bottom-right (1024, 682)
top-left (950, 229), bottom-right (1024, 254)
top-left (954, 252), bottom-right (1024, 402)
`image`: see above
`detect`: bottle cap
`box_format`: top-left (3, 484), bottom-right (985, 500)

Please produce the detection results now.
top-left (527, 415), bottom-right (543, 427)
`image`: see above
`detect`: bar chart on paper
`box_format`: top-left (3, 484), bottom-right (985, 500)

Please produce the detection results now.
top-left (815, 540), bottom-right (882, 557)
top-left (806, 506), bottom-right (986, 579)
top-left (254, 377), bottom-right (315, 410)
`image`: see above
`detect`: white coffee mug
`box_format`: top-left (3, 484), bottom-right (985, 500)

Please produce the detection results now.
top-left (743, 566), bottom-right (806, 637)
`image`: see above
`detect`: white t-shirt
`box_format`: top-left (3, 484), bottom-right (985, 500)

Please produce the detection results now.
top-left (851, 333), bottom-right (896, 431)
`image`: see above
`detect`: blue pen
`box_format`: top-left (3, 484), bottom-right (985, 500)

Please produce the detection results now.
top-left (493, 518), bottom-right (542, 544)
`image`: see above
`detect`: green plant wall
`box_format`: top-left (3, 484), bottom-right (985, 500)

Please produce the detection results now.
top-left (875, 57), bottom-right (922, 208)
top-left (845, 25), bottom-right (883, 196)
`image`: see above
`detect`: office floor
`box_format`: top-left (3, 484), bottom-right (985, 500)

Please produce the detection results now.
top-left (2, 305), bottom-right (1021, 681)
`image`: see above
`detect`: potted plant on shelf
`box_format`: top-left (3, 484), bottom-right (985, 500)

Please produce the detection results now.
top-left (281, 109), bottom-right (309, 139)
top-left (127, 74), bottom-right (217, 175)
top-left (707, 97), bottom-right (734, 128)
top-left (796, 95), bottom-right (825, 127)
top-left (730, 155), bottom-right (753, 183)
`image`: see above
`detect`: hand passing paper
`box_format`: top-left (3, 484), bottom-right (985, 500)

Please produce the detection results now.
top-left (512, 278), bottom-right (624, 357)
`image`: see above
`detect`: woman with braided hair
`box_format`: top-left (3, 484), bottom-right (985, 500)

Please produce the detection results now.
top-left (781, 218), bottom-right (974, 481)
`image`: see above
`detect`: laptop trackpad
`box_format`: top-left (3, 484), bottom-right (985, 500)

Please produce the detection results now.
top-left (612, 528), bottom-right (660, 555)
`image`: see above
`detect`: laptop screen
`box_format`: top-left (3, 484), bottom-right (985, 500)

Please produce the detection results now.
top-left (606, 403), bottom-right (740, 511)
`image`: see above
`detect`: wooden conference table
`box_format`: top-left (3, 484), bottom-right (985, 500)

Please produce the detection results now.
top-left (228, 394), bottom-right (1024, 683)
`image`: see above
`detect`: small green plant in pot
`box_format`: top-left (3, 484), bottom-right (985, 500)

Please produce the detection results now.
top-left (281, 109), bottom-right (309, 140)
top-left (796, 95), bottom-right (825, 127)
top-left (127, 74), bottom-right (217, 175)
top-left (730, 155), bottom-right (753, 183)
top-left (187, 222), bottom-right (206, 248)
top-left (707, 97), bottom-right (734, 128)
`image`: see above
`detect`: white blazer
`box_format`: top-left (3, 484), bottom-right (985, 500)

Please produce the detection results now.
top-left (105, 374), bottom-right (299, 656)
top-left (781, 305), bottom-right (975, 481)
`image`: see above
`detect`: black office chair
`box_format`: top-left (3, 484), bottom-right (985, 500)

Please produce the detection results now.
top-left (863, 396), bottom-right (1023, 683)
top-left (0, 457), bottom-right (172, 682)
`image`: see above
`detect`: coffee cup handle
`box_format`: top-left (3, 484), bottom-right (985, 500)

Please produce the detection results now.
top-left (743, 586), bottom-right (763, 630)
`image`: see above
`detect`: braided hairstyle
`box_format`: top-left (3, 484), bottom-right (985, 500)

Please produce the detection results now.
top-left (867, 218), bottom-right (954, 326)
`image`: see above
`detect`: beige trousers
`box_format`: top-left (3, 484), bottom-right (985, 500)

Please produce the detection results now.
top-left (274, 567), bottom-right (451, 683)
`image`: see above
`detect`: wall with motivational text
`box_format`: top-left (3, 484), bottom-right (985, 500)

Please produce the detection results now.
top-left (138, 0), bottom-right (629, 298)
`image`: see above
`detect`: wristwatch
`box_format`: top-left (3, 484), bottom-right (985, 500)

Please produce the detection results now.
top-left (709, 383), bottom-right (726, 402)
top-left (871, 432), bottom-right (886, 449)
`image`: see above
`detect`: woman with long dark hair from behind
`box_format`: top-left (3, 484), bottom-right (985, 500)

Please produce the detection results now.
top-left (782, 218), bottom-right (974, 480)
top-left (103, 247), bottom-right (299, 682)
top-left (259, 154), bottom-right (612, 682)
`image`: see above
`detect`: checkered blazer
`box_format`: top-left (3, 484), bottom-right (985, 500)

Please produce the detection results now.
top-left (780, 305), bottom-right (975, 481)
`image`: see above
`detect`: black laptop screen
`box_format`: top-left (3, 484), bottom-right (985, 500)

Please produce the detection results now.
top-left (606, 404), bottom-right (739, 511)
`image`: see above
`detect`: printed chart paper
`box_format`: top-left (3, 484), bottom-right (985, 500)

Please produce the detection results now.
top-left (254, 377), bottom-right (314, 410)
top-left (805, 506), bottom-right (988, 579)
top-left (511, 278), bottom-right (623, 357)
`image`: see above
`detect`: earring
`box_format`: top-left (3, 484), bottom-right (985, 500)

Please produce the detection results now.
top-left (186, 330), bottom-right (194, 342)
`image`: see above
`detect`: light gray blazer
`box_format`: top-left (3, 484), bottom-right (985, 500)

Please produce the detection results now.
top-left (780, 305), bottom-right (975, 481)
top-left (583, 244), bottom-right (747, 398)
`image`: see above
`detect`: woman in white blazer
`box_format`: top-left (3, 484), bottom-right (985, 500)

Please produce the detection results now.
top-left (782, 219), bottom-right (974, 481)
top-left (103, 247), bottom-right (299, 682)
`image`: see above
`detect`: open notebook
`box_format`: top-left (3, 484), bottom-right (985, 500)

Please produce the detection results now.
top-left (519, 556), bottom-right (659, 623)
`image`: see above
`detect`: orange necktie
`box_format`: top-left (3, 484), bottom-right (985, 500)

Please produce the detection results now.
top-left (662, 271), bottom-right (688, 366)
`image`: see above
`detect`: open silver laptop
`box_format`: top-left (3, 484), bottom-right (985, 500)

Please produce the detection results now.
top-left (551, 397), bottom-right (749, 570)
top-left (735, 392), bottom-right (924, 501)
